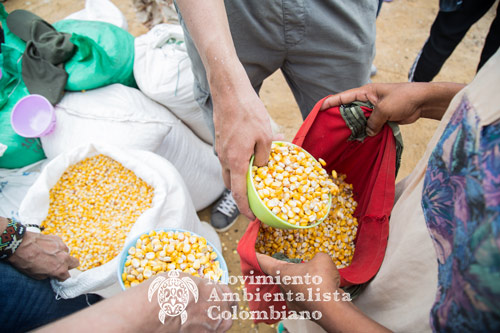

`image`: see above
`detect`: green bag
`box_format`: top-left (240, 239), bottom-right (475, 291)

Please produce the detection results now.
top-left (0, 5), bottom-right (46, 169)
top-left (53, 19), bottom-right (136, 91)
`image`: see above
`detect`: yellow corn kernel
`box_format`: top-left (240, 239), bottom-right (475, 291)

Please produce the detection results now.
top-left (40, 154), bottom-right (154, 271)
top-left (121, 230), bottom-right (223, 289)
top-left (255, 170), bottom-right (358, 269)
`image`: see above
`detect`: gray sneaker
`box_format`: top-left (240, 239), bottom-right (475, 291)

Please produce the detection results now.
top-left (211, 189), bottom-right (240, 232)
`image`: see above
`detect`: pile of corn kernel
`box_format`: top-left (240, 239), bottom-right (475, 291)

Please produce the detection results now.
top-left (122, 230), bottom-right (224, 288)
top-left (251, 142), bottom-right (335, 226)
top-left (41, 154), bottom-right (154, 271)
top-left (256, 171), bottom-right (358, 268)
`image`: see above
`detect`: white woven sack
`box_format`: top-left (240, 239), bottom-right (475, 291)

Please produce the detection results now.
top-left (134, 23), bottom-right (213, 144)
top-left (41, 84), bottom-right (224, 211)
top-left (64, 0), bottom-right (129, 31)
top-left (18, 143), bottom-right (222, 299)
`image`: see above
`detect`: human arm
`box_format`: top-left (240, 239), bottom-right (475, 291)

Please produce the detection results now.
top-left (320, 82), bottom-right (465, 136)
top-left (256, 252), bottom-right (391, 333)
top-left (35, 272), bottom-right (235, 333)
top-left (0, 216), bottom-right (79, 281)
top-left (175, 0), bottom-right (273, 220)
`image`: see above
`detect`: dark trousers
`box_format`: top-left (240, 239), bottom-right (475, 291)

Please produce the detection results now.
top-left (410, 0), bottom-right (500, 82)
top-left (0, 26), bottom-right (3, 53)
top-left (0, 261), bottom-right (102, 332)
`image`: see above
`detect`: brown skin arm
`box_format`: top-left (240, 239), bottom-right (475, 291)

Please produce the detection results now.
top-left (175, 0), bottom-right (274, 220)
top-left (320, 82), bottom-right (465, 136)
top-left (35, 273), bottom-right (236, 333)
top-left (257, 252), bottom-right (391, 333)
top-left (0, 216), bottom-right (79, 281)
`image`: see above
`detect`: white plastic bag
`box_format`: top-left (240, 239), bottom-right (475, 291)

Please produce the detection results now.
top-left (18, 143), bottom-right (222, 298)
top-left (64, 0), bottom-right (129, 31)
top-left (0, 160), bottom-right (47, 221)
top-left (134, 24), bottom-right (214, 144)
top-left (41, 84), bottom-right (225, 211)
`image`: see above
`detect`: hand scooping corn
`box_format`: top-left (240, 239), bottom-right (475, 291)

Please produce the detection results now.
top-left (256, 171), bottom-right (358, 269)
top-left (121, 230), bottom-right (224, 288)
top-left (41, 154), bottom-right (154, 271)
top-left (251, 142), bottom-right (335, 227)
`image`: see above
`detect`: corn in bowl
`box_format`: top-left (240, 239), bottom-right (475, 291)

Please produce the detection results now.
top-left (41, 154), bottom-right (154, 271)
top-left (249, 141), bottom-right (335, 228)
top-left (256, 171), bottom-right (358, 269)
top-left (119, 229), bottom-right (227, 289)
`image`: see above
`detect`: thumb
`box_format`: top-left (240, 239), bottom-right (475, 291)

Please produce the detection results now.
top-left (256, 253), bottom-right (287, 276)
top-left (366, 106), bottom-right (390, 136)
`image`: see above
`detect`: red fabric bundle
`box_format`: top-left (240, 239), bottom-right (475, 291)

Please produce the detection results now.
top-left (237, 96), bottom-right (397, 324)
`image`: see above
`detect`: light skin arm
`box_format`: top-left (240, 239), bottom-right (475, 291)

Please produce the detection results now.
top-left (0, 216), bottom-right (79, 281)
top-left (320, 82), bottom-right (465, 136)
top-left (175, 0), bottom-right (273, 220)
top-left (257, 253), bottom-right (391, 333)
top-left (35, 273), bottom-right (235, 333)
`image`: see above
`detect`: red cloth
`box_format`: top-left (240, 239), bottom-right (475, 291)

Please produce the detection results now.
top-left (237, 96), bottom-right (396, 324)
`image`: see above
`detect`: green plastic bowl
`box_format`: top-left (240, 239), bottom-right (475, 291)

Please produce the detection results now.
top-left (247, 141), bottom-right (332, 229)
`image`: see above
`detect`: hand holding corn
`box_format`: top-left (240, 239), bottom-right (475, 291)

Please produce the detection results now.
top-left (254, 145), bottom-right (359, 268)
top-left (256, 252), bottom-right (390, 333)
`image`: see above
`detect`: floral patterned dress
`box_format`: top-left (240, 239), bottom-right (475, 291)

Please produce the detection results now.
top-left (422, 94), bottom-right (500, 331)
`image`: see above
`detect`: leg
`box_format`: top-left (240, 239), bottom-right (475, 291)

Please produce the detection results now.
top-left (477, 2), bottom-right (500, 71)
top-left (0, 261), bottom-right (101, 332)
top-left (282, 0), bottom-right (377, 119)
top-left (410, 0), bottom-right (496, 82)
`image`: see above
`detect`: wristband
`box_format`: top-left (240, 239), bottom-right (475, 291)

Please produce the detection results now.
top-left (0, 218), bottom-right (26, 260)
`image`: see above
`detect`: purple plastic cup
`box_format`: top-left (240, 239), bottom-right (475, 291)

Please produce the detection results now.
top-left (11, 94), bottom-right (56, 138)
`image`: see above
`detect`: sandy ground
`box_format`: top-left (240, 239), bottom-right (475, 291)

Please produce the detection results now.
top-left (3, 0), bottom-right (497, 331)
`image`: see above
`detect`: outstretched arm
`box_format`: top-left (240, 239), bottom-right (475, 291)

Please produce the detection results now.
top-left (257, 253), bottom-right (391, 333)
top-left (175, 0), bottom-right (273, 220)
top-left (320, 82), bottom-right (465, 136)
top-left (35, 272), bottom-right (235, 333)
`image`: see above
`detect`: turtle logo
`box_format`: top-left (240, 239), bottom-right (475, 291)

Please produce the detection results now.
top-left (148, 270), bottom-right (199, 325)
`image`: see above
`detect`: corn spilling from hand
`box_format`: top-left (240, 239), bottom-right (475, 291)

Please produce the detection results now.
top-left (251, 142), bottom-right (336, 226)
top-left (256, 172), bottom-right (358, 268)
top-left (121, 230), bottom-right (224, 288)
top-left (41, 154), bottom-right (154, 271)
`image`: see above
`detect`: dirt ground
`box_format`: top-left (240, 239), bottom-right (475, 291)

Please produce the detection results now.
top-left (3, 0), bottom-right (497, 331)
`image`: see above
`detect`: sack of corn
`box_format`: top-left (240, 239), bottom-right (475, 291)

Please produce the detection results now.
top-left (18, 143), bottom-right (221, 299)
top-left (237, 98), bottom-right (403, 324)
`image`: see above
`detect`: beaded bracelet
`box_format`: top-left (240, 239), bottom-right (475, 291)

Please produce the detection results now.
top-left (0, 218), bottom-right (26, 260)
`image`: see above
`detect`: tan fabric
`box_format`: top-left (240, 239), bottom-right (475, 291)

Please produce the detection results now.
top-left (131, 0), bottom-right (178, 29)
top-left (284, 49), bottom-right (500, 332)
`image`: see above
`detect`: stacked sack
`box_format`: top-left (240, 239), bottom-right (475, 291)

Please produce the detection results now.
top-left (41, 83), bottom-right (225, 211)
top-left (2, 1), bottom-right (227, 299)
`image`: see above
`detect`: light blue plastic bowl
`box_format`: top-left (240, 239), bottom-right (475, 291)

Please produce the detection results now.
top-left (117, 228), bottom-right (229, 290)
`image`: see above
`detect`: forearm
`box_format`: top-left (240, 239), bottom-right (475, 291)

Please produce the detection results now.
top-left (316, 289), bottom-right (390, 333)
top-left (175, 0), bottom-right (248, 96)
top-left (414, 82), bottom-right (465, 120)
top-left (35, 279), bottom-right (173, 333)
